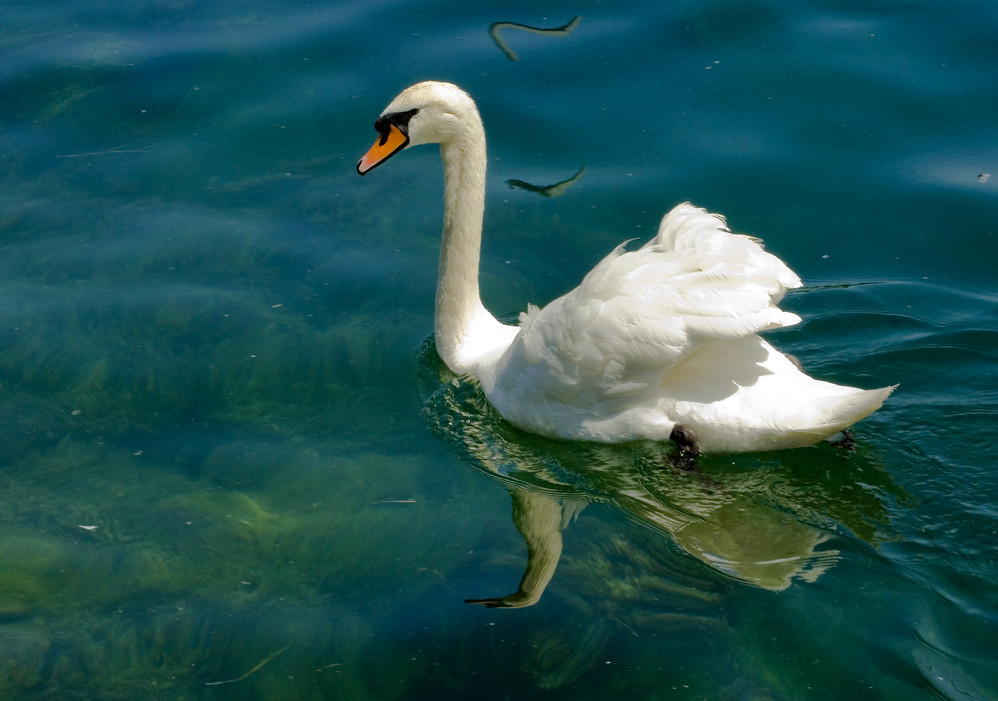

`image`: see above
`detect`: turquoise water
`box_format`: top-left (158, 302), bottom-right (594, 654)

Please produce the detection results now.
top-left (1, 0), bottom-right (997, 698)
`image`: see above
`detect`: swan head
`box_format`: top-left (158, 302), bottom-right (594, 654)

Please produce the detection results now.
top-left (357, 81), bottom-right (481, 175)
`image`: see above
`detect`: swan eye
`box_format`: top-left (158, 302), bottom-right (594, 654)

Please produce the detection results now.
top-left (374, 109), bottom-right (419, 146)
top-left (394, 108), bottom-right (419, 130)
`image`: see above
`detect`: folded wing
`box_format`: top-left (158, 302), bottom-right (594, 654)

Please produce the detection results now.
top-left (497, 203), bottom-right (802, 409)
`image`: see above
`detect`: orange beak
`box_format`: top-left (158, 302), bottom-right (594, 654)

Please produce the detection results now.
top-left (357, 123), bottom-right (409, 175)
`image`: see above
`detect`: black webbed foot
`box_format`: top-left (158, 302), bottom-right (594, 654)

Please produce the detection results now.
top-left (830, 428), bottom-right (856, 452)
top-left (658, 425), bottom-right (724, 492)
top-left (668, 424), bottom-right (701, 470)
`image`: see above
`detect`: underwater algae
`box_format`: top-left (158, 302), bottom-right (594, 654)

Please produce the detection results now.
top-left (0, 417), bottom-right (502, 699)
top-left (0, 219), bottom-right (488, 698)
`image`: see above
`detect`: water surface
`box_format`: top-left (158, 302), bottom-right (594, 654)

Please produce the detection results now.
top-left (1, 0), bottom-right (997, 698)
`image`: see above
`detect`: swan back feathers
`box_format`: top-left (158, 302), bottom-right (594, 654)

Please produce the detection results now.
top-left (506, 204), bottom-right (803, 404)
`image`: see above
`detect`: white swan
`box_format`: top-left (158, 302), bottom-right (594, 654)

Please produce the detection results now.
top-left (357, 81), bottom-right (894, 453)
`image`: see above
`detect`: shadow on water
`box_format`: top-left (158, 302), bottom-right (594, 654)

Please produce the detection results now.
top-left (488, 16), bottom-right (582, 62)
top-left (506, 166), bottom-right (587, 198)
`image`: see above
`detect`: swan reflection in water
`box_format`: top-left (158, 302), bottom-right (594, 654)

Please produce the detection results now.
top-left (417, 339), bottom-right (905, 609)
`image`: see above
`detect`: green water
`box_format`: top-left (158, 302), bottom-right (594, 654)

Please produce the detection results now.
top-left (1, 0), bottom-right (997, 698)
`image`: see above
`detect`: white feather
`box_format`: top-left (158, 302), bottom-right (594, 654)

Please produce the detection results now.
top-left (364, 82), bottom-right (895, 453)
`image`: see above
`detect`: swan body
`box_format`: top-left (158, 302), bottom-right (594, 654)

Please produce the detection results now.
top-left (358, 81), bottom-right (894, 453)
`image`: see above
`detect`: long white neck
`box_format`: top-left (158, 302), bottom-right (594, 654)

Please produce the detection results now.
top-left (434, 113), bottom-right (504, 374)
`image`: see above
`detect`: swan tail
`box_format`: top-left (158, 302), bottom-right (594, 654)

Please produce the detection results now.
top-left (799, 384), bottom-right (897, 438)
top-left (706, 383), bottom-right (896, 453)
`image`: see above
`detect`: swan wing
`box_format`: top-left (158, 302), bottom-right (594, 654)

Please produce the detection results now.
top-left (487, 204), bottom-right (803, 427)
